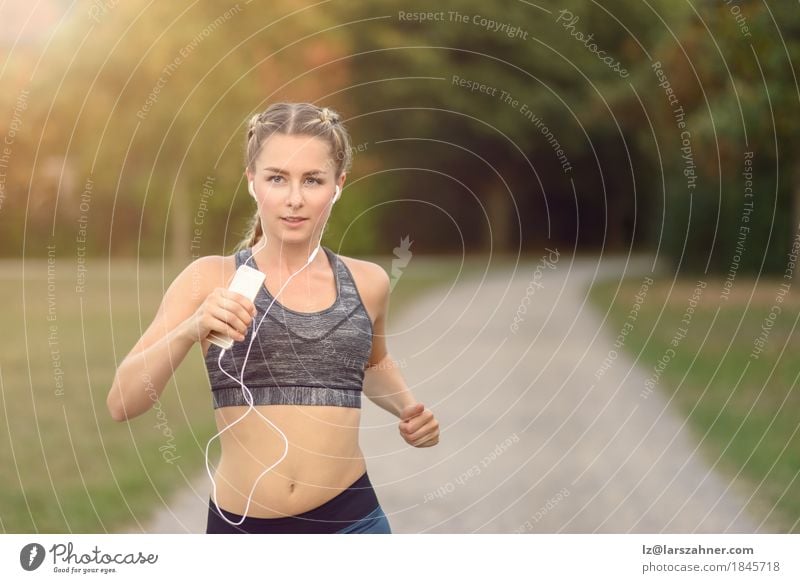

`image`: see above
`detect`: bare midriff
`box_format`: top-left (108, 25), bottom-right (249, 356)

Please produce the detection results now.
top-left (209, 403), bottom-right (365, 518)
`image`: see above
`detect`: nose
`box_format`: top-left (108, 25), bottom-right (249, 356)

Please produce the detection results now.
top-left (287, 181), bottom-right (303, 207)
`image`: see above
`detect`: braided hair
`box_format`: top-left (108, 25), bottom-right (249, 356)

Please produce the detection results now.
top-left (236, 103), bottom-right (352, 252)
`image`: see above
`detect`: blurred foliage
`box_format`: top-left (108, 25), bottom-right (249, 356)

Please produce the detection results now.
top-left (0, 0), bottom-right (797, 270)
top-left (624, 1), bottom-right (800, 275)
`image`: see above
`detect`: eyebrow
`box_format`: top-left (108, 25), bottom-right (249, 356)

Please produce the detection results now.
top-left (261, 167), bottom-right (325, 176)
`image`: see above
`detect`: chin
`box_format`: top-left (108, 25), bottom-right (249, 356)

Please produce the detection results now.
top-left (267, 230), bottom-right (317, 244)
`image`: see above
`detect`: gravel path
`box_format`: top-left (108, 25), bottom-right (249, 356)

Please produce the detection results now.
top-left (123, 252), bottom-right (775, 533)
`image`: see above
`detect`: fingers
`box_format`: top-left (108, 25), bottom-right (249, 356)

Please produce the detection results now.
top-left (399, 405), bottom-right (440, 447)
top-left (411, 433), bottom-right (439, 447)
top-left (220, 289), bottom-right (257, 320)
top-left (404, 419), bottom-right (439, 446)
top-left (400, 402), bottom-right (425, 421)
top-left (207, 291), bottom-right (256, 341)
top-left (211, 318), bottom-right (247, 341)
top-left (400, 408), bottom-right (434, 435)
top-left (212, 304), bottom-right (250, 334)
top-left (400, 415), bottom-right (439, 445)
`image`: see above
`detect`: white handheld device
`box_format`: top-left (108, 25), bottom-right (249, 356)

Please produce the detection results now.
top-left (207, 265), bottom-right (266, 349)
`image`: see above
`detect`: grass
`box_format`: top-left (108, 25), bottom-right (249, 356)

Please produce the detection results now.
top-left (7, 253), bottom-right (797, 533)
top-left (587, 275), bottom-right (800, 533)
top-left (0, 251), bottom-right (476, 533)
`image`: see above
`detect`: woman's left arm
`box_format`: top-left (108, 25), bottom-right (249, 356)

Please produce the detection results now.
top-left (360, 263), bottom-right (439, 448)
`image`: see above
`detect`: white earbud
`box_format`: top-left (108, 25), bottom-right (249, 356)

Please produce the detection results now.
top-left (332, 184), bottom-right (341, 204)
top-left (248, 180), bottom-right (256, 198)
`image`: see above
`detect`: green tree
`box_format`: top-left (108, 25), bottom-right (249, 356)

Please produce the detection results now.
top-left (624, 1), bottom-right (799, 274)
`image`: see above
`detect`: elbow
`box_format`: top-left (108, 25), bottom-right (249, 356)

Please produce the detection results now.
top-left (106, 377), bottom-right (129, 422)
top-left (106, 393), bottom-right (126, 423)
top-left (109, 408), bottom-right (127, 423)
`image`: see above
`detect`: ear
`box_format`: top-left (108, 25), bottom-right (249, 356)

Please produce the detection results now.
top-left (333, 174), bottom-right (346, 204)
top-left (245, 171), bottom-right (256, 199)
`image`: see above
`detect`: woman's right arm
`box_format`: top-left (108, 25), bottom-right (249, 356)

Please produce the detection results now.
top-left (106, 255), bottom-right (255, 422)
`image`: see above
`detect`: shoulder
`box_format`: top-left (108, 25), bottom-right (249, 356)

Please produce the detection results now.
top-left (336, 253), bottom-right (390, 318)
top-left (126, 253), bottom-right (236, 357)
top-left (171, 253), bottom-right (236, 299)
top-left (337, 253), bottom-right (389, 293)
top-left (183, 253), bottom-right (233, 280)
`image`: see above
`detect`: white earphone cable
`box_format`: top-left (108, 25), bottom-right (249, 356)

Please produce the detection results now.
top-left (204, 184), bottom-right (339, 526)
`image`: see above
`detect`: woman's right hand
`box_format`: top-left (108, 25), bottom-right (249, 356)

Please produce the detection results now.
top-left (182, 287), bottom-right (257, 344)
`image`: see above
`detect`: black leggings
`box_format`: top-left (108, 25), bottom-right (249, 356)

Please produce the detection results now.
top-left (206, 471), bottom-right (391, 534)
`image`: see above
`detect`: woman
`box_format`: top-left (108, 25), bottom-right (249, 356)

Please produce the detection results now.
top-left (106, 102), bottom-right (440, 534)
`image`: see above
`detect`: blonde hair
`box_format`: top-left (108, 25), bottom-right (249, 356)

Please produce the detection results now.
top-left (235, 102), bottom-right (353, 252)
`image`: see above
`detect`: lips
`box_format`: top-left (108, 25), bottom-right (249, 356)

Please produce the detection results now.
top-left (281, 217), bottom-right (307, 224)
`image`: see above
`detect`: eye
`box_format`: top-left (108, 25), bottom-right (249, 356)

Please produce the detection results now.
top-left (305, 177), bottom-right (322, 185)
top-left (267, 175), bottom-right (283, 183)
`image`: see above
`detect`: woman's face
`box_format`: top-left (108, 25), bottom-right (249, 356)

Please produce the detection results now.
top-left (246, 133), bottom-right (344, 246)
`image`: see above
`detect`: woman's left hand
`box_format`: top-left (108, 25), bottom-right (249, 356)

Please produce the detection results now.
top-left (399, 403), bottom-right (439, 447)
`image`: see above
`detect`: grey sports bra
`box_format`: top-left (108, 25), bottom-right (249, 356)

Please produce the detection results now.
top-left (203, 245), bottom-right (374, 409)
